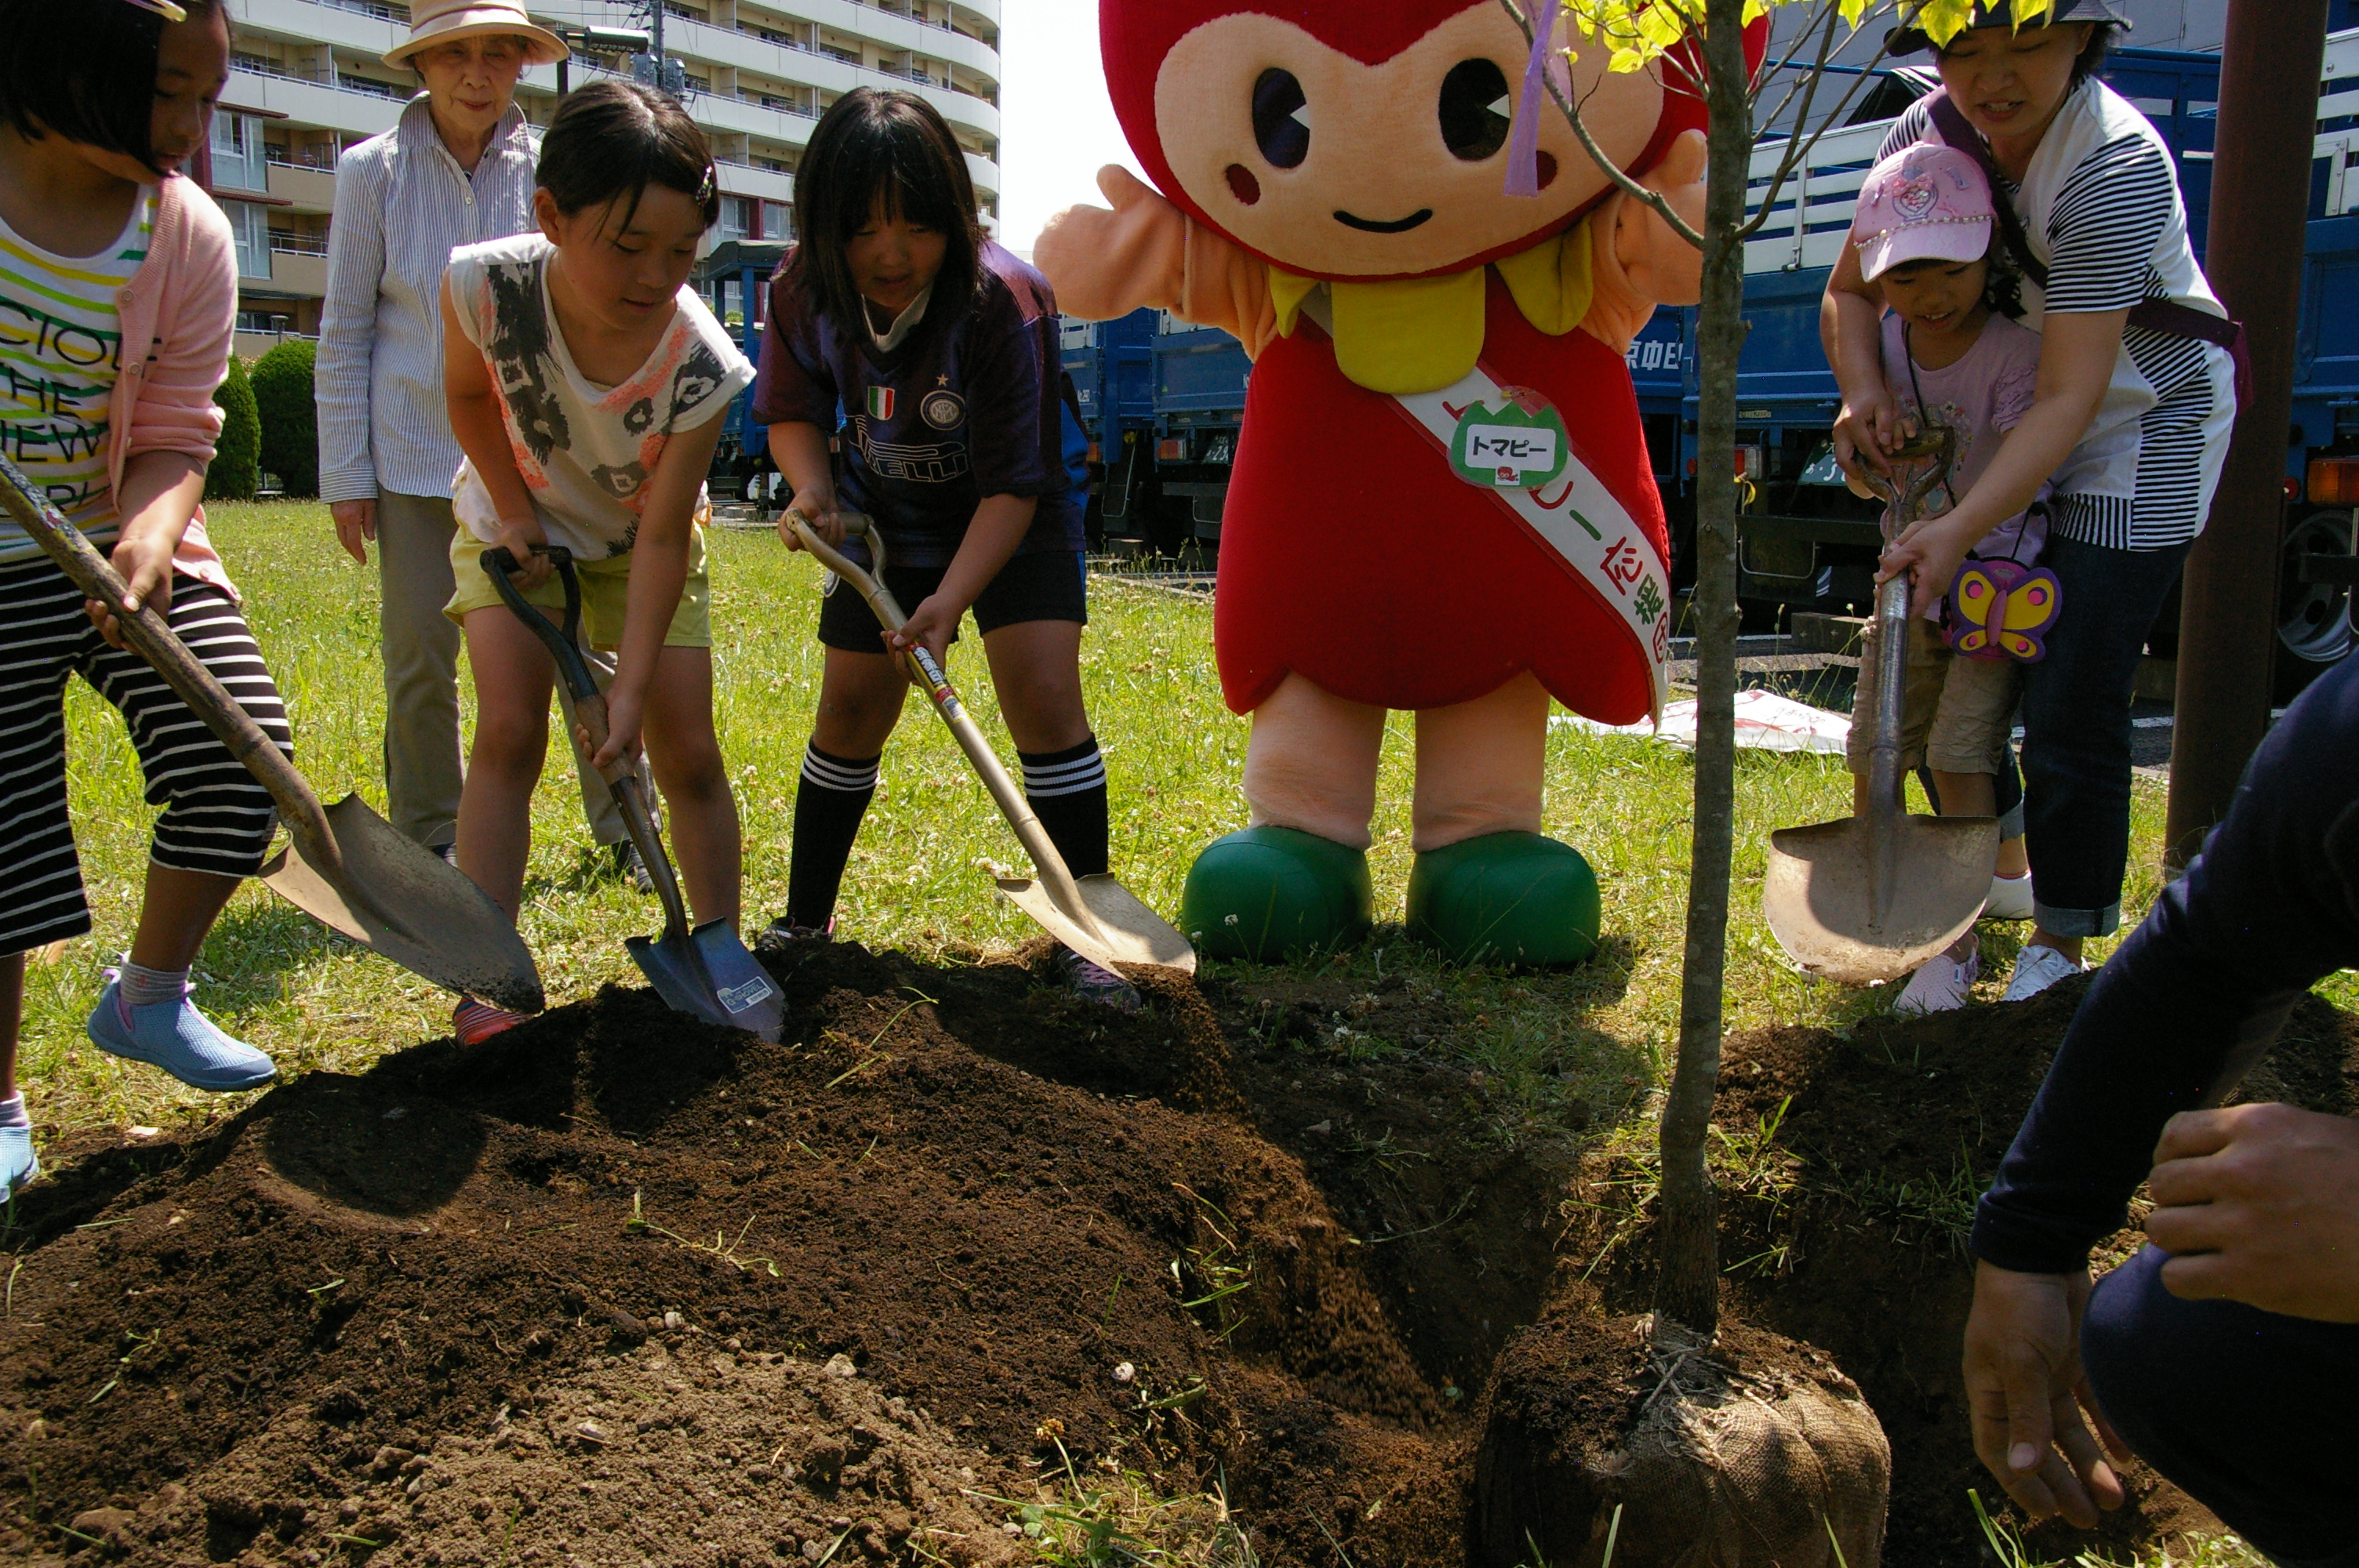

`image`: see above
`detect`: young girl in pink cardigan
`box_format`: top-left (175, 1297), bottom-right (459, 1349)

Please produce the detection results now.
top-left (0, 0), bottom-right (294, 1192)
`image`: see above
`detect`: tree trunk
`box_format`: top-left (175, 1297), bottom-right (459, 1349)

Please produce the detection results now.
top-left (1652, 0), bottom-right (1754, 1341)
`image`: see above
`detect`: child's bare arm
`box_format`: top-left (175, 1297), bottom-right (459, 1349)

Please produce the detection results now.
top-left (768, 422), bottom-right (839, 548)
top-left (84, 452), bottom-right (207, 648)
top-left (441, 276), bottom-right (549, 586)
top-left (591, 414), bottom-right (729, 771)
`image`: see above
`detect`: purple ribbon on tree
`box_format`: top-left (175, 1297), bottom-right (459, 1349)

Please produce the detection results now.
top-left (1505, 0), bottom-right (1565, 198)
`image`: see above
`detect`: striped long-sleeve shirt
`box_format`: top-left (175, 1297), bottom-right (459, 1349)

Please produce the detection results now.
top-left (316, 96), bottom-right (540, 505)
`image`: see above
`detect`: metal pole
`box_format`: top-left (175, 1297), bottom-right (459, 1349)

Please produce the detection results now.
top-left (2165, 0), bottom-right (2333, 869)
top-left (651, 0), bottom-right (665, 89)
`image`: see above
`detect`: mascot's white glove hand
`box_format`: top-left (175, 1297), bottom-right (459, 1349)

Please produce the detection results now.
top-left (1036, 165), bottom-right (1187, 323)
top-left (1617, 129), bottom-right (1710, 307)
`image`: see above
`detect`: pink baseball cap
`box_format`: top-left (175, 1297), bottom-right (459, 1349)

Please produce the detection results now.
top-left (1851, 143), bottom-right (1996, 282)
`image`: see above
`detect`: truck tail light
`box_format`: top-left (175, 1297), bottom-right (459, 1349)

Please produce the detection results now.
top-left (1736, 445), bottom-right (1765, 481)
top-left (1157, 438), bottom-right (1184, 462)
top-left (2308, 456), bottom-right (2359, 506)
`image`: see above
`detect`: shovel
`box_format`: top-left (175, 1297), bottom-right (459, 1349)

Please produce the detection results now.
top-left (787, 515), bottom-right (1196, 976)
top-left (0, 453), bottom-right (545, 1012)
top-left (481, 547), bottom-right (785, 1041)
top-left (1761, 428), bottom-right (2000, 985)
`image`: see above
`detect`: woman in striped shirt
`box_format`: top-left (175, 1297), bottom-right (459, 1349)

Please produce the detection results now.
top-left (316, 0), bottom-right (652, 881)
top-left (0, 0), bottom-right (290, 1193)
top-left (1825, 0), bottom-right (2239, 1003)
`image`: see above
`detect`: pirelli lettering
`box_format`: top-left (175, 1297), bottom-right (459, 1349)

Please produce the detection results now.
top-left (849, 416), bottom-right (972, 485)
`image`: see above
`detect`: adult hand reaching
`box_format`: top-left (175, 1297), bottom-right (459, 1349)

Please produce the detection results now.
top-left (2145, 1103), bottom-right (2359, 1323)
top-left (1961, 1262), bottom-right (2130, 1527)
top-left (332, 498), bottom-right (377, 565)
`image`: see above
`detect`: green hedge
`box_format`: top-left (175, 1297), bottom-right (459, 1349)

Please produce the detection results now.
top-left (205, 356), bottom-right (260, 503)
top-left (250, 339), bottom-right (318, 498)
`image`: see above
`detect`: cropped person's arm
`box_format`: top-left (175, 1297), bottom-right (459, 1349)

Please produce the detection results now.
top-left (1961, 662), bottom-right (2359, 1526)
top-left (1879, 310), bottom-right (2122, 617)
top-left (439, 275), bottom-right (547, 589)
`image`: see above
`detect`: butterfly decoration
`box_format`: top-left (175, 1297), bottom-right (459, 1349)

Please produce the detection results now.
top-left (1946, 561), bottom-right (2063, 662)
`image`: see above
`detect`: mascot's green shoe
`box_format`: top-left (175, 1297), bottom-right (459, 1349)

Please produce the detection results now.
top-left (1181, 826), bottom-right (1373, 962)
top-left (1407, 832), bottom-right (1601, 966)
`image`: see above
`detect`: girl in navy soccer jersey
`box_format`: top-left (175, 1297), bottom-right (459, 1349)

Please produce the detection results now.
top-left (752, 88), bottom-right (1127, 1007)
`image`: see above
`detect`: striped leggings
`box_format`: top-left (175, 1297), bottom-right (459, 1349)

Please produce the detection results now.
top-left (0, 558), bottom-right (291, 958)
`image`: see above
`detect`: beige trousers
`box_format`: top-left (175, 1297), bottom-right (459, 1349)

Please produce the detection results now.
top-left (1241, 670), bottom-right (1550, 852)
top-left (376, 491), bottom-right (634, 849)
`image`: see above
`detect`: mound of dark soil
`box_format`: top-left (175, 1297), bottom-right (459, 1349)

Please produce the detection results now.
top-left (0, 944), bottom-right (1586, 1568)
top-left (1565, 978), bottom-right (2359, 1567)
top-left (16, 931), bottom-right (2346, 1568)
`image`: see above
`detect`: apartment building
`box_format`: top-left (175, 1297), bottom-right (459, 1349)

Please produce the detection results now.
top-left (214, 0), bottom-right (1002, 359)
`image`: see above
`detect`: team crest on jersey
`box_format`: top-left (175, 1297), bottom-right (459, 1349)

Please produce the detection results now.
top-left (921, 388), bottom-right (966, 430)
top-left (867, 386), bottom-right (896, 420)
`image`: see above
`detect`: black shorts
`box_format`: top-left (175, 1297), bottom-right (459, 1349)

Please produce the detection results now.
top-left (816, 549), bottom-right (1088, 654)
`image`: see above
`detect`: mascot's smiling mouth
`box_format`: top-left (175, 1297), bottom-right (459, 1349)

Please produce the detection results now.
top-left (1333, 208), bottom-right (1434, 234)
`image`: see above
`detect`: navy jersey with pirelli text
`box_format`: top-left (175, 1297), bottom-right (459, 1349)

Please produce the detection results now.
top-left (754, 240), bottom-right (1084, 568)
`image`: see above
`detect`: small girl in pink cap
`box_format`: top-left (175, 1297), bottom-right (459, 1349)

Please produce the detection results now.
top-left (1837, 140), bottom-right (2048, 1015)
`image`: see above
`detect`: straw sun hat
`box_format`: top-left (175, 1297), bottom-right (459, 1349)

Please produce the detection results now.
top-left (383, 0), bottom-right (569, 69)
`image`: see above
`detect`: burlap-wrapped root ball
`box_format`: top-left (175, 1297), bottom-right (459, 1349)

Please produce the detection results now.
top-left (1470, 1310), bottom-right (1890, 1568)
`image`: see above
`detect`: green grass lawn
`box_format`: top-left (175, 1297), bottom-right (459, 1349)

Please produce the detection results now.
top-left (18, 497), bottom-right (2210, 1139)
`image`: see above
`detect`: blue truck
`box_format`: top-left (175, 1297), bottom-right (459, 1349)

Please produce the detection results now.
top-left (695, 238), bottom-right (791, 500)
top-left (1059, 20), bottom-right (2359, 690)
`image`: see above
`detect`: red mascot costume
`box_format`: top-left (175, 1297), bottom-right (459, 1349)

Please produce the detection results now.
top-left (1038, 1), bottom-right (1761, 964)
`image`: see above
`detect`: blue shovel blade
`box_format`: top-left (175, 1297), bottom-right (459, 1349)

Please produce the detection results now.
top-left (624, 920), bottom-right (785, 1043)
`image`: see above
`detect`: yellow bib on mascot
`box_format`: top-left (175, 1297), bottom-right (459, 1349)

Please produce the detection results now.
top-left (1037, 0), bottom-right (1763, 964)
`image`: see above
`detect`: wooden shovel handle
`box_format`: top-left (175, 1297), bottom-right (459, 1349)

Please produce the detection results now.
top-left (0, 453), bottom-right (339, 872)
top-left (785, 514), bottom-right (1096, 923)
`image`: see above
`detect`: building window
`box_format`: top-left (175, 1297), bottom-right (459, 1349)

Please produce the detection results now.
top-left (761, 200), bottom-right (793, 241)
top-left (210, 111), bottom-right (269, 194)
top-left (222, 201), bottom-right (271, 280)
top-left (719, 195), bottom-right (754, 241)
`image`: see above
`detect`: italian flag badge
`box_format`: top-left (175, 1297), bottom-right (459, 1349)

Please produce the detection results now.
top-left (867, 387), bottom-right (896, 419)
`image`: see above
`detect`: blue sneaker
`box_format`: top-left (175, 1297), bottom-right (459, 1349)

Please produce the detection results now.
top-left (85, 978), bottom-right (276, 1093)
top-left (1, 1126), bottom-right (36, 1196)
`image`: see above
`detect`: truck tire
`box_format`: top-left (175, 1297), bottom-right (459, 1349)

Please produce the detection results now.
top-left (2275, 510), bottom-right (2357, 702)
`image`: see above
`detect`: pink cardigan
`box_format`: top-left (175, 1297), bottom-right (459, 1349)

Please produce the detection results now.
top-left (117, 176), bottom-right (240, 596)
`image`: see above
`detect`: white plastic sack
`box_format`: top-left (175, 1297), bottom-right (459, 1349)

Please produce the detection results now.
top-left (1552, 689), bottom-right (1852, 755)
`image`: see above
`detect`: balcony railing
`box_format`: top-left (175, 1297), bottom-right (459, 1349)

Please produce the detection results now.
top-left (234, 57), bottom-right (417, 103)
top-left (718, 21), bottom-right (998, 105)
top-left (268, 231), bottom-right (332, 256)
top-left (313, 0), bottom-right (410, 20)
top-left (267, 147), bottom-right (342, 171)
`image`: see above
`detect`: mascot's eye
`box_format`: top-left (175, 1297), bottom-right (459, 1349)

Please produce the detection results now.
top-left (1252, 68), bottom-right (1310, 169)
top-left (1438, 59), bottom-right (1513, 162)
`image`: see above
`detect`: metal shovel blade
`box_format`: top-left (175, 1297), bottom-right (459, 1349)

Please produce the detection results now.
top-left (1763, 813), bottom-right (2000, 985)
top-left (1000, 873), bottom-right (1198, 976)
top-left (260, 793), bottom-right (547, 1014)
top-left (625, 920), bottom-right (786, 1043)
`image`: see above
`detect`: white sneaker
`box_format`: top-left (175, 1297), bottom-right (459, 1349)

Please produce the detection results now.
top-left (1985, 872), bottom-right (2034, 921)
top-left (2002, 942), bottom-right (2084, 1003)
top-left (1894, 949), bottom-right (1980, 1015)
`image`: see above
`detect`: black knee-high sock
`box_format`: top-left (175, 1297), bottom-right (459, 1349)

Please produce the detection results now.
top-left (1020, 735), bottom-right (1109, 879)
top-left (787, 742), bottom-right (879, 929)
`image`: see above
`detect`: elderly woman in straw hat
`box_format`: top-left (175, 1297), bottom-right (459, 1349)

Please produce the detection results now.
top-left (316, 0), bottom-right (651, 884)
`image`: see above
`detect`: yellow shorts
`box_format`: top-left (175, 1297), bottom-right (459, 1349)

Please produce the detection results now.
top-left (444, 526), bottom-right (712, 649)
